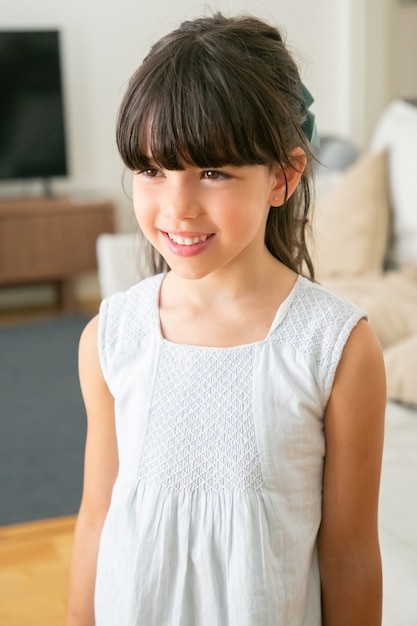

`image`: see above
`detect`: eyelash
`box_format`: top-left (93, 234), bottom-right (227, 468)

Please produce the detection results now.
top-left (136, 168), bottom-right (232, 180)
top-left (138, 167), bottom-right (161, 178)
top-left (202, 169), bottom-right (231, 181)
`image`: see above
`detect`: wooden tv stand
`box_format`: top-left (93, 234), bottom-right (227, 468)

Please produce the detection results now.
top-left (0, 196), bottom-right (115, 311)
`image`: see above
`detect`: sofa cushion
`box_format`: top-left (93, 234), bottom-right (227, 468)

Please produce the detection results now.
top-left (320, 265), bottom-right (417, 349)
top-left (384, 334), bottom-right (417, 407)
top-left (311, 150), bottom-right (389, 278)
top-left (370, 99), bottom-right (417, 268)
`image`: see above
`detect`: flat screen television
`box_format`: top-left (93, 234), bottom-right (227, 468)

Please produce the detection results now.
top-left (0, 30), bottom-right (68, 185)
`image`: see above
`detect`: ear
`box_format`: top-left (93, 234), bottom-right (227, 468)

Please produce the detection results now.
top-left (269, 148), bottom-right (307, 207)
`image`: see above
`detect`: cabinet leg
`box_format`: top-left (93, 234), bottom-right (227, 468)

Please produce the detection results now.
top-left (58, 278), bottom-right (77, 312)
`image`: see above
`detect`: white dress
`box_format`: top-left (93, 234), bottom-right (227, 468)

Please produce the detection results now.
top-left (95, 273), bottom-right (365, 626)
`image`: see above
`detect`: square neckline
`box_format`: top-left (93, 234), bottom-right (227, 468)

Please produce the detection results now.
top-left (153, 272), bottom-right (302, 350)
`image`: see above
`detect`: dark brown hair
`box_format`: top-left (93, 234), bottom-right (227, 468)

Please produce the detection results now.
top-left (116, 13), bottom-right (315, 278)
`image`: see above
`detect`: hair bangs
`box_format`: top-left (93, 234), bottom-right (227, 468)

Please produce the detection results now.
top-left (149, 105), bottom-right (269, 171)
top-left (117, 41), bottom-right (275, 172)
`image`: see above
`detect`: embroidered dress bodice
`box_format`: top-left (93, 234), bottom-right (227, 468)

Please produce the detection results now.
top-left (95, 273), bottom-right (366, 626)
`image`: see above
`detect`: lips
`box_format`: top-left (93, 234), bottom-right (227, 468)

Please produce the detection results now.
top-left (163, 231), bottom-right (214, 257)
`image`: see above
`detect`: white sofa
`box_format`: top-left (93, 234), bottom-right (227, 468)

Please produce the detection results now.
top-left (96, 99), bottom-right (417, 625)
top-left (379, 400), bottom-right (417, 626)
top-left (312, 99), bottom-right (417, 625)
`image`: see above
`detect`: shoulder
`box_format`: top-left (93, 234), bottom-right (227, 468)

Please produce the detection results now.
top-left (331, 318), bottom-right (386, 399)
top-left (276, 277), bottom-right (367, 357)
top-left (294, 277), bottom-right (365, 326)
top-left (101, 273), bottom-right (164, 318)
top-left (274, 277), bottom-right (369, 406)
top-left (99, 273), bottom-right (164, 339)
top-left (97, 273), bottom-right (164, 377)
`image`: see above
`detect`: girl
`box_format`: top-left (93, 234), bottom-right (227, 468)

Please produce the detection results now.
top-left (66, 13), bottom-right (385, 626)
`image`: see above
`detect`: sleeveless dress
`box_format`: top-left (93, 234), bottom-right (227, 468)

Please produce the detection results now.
top-left (95, 273), bottom-right (366, 626)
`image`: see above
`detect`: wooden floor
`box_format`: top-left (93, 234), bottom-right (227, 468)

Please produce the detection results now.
top-left (0, 516), bottom-right (76, 626)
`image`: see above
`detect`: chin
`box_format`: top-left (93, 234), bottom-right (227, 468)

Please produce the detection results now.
top-left (165, 260), bottom-right (214, 281)
top-left (170, 268), bottom-right (211, 281)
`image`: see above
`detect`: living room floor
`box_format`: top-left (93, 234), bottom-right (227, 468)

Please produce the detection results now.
top-left (0, 516), bottom-right (76, 626)
top-left (0, 297), bottom-right (98, 626)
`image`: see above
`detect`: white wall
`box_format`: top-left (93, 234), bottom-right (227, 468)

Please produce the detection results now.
top-left (2, 0), bottom-right (393, 229)
top-left (341, 0), bottom-right (394, 144)
top-left (391, 3), bottom-right (417, 99)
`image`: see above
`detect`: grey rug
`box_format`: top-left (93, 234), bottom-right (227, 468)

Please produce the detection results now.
top-left (0, 314), bottom-right (91, 525)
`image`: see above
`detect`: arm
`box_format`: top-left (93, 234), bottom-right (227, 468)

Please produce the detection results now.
top-left (318, 319), bottom-right (386, 626)
top-left (66, 315), bottom-right (118, 626)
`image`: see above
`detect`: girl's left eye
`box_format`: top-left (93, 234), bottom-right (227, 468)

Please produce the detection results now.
top-left (202, 170), bottom-right (231, 181)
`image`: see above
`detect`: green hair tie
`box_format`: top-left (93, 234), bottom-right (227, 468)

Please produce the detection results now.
top-left (301, 83), bottom-right (320, 150)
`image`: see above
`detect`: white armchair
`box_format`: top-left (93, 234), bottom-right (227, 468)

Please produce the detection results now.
top-left (96, 231), bottom-right (152, 298)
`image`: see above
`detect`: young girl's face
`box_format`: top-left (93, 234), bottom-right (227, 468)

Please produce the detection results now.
top-left (132, 161), bottom-right (281, 280)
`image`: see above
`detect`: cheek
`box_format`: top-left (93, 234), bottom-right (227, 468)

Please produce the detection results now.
top-left (132, 185), bottom-right (154, 230)
top-left (219, 197), bottom-right (268, 237)
top-left (133, 205), bottom-right (154, 238)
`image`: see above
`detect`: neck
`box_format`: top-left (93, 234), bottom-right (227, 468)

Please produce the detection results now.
top-left (163, 253), bottom-right (295, 310)
top-left (158, 255), bottom-right (298, 348)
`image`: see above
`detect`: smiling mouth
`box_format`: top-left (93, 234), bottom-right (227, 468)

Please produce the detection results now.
top-left (166, 233), bottom-right (212, 246)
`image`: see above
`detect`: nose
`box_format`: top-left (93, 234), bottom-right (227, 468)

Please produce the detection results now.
top-left (161, 175), bottom-right (200, 220)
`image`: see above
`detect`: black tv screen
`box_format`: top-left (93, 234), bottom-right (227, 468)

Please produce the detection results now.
top-left (0, 30), bottom-right (68, 181)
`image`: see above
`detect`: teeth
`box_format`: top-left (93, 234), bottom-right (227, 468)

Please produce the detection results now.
top-left (167, 233), bottom-right (209, 245)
